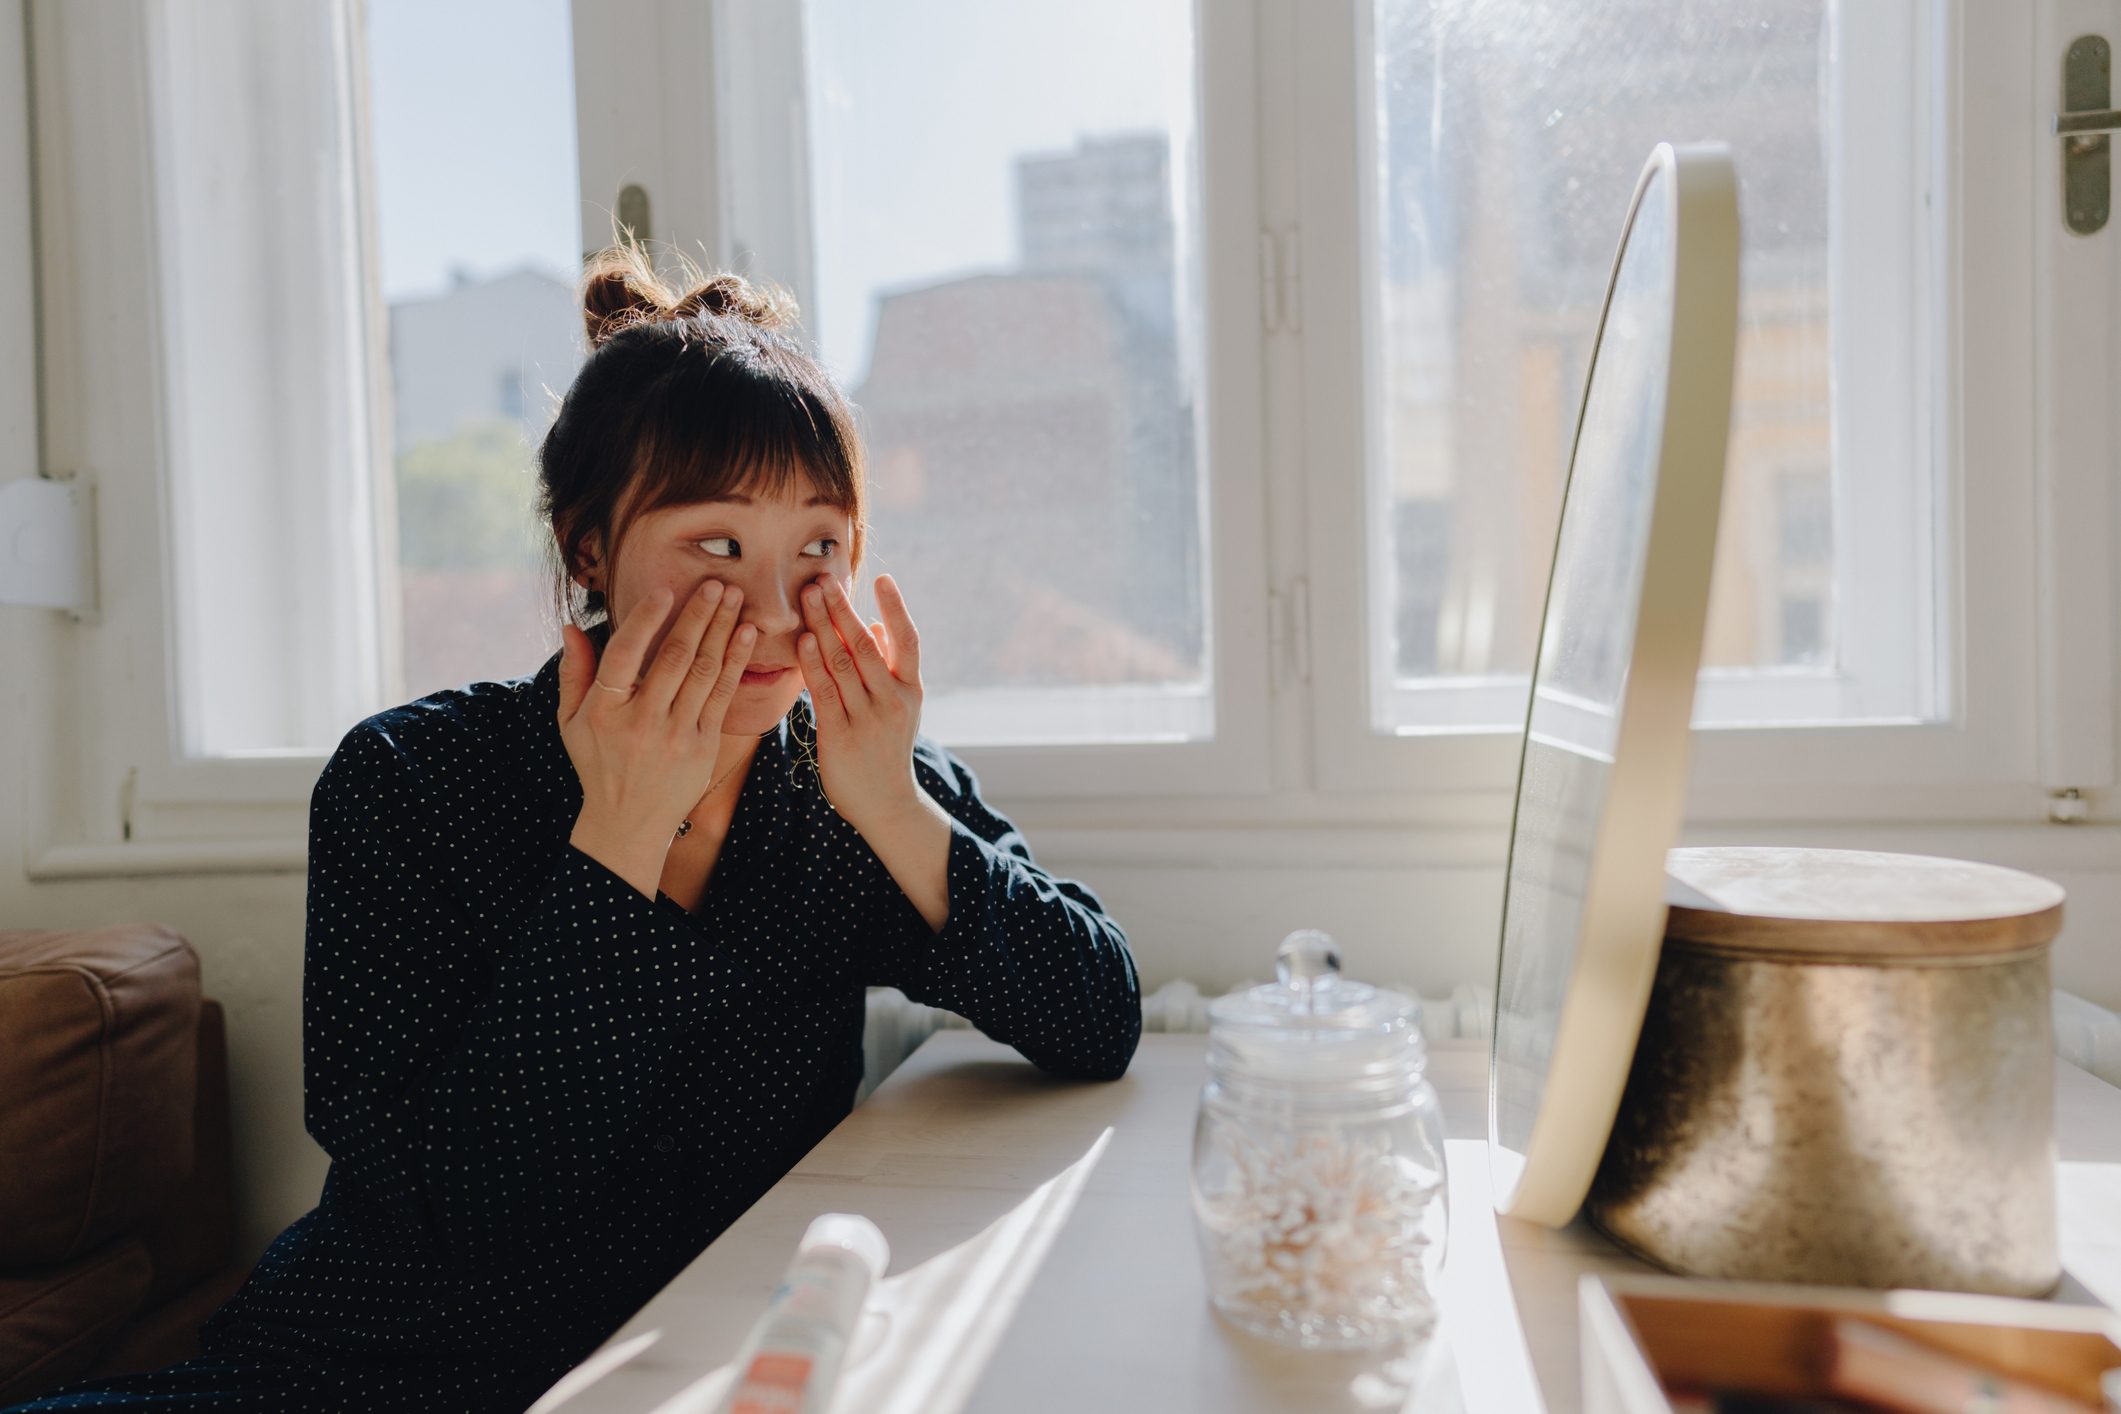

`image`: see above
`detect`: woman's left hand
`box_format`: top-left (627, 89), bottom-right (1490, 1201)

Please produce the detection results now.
top-left (797, 571), bottom-right (928, 833)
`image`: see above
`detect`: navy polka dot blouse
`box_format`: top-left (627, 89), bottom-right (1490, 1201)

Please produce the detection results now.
top-left (6, 647), bottom-right (1141, 1412)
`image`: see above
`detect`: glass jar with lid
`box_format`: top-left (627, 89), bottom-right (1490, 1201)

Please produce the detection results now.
top-left (1189, 930), bottom-right (1448, 1349)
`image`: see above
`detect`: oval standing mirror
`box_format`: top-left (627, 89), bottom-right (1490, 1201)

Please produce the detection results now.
top-left (1488, 142), bottom-right (1740, 1225)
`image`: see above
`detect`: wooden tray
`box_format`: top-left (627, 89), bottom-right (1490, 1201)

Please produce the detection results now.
top-left (1580, 1272), bottom-right (2121, 1413)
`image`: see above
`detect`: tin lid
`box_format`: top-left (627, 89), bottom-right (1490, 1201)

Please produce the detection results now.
top-left (1208, 931), bottom-right (1424, 1080)
top-left (1664, 846), bottom-right (2066, 959)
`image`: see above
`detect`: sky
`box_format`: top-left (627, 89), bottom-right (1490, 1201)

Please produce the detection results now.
top-left (364, 0), bottom-right (581, 303)
top-left (364, 0), bottom-right (1194, 381)
top-left (804, 0), bottom-right (1194, 383)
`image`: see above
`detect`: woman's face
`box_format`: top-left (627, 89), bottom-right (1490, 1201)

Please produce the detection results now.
top-left (580, 477), bottom-right (857, 736)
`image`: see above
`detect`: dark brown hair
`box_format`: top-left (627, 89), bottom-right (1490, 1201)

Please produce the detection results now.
top-left (536, 241), bottom-right (868, 651)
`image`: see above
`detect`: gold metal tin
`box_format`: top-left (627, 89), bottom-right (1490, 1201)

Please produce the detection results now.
top-left (1584, 847), bottom-right (2065, 1296)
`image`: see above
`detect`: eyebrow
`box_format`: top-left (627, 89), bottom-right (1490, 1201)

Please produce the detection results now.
top-left (704, 493), bottom-right (838, 508)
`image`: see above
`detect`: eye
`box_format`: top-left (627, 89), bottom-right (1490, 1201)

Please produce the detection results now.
top-left (696, 536), bottom-right (739, 558)
top-left (803, 537), bottom-right (839, 558)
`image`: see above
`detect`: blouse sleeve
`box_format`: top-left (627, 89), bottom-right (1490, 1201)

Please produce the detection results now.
top-left (858, 737), bottom-right (1143, 1081)
top-left (301, 719), bottom-right (737, 1275)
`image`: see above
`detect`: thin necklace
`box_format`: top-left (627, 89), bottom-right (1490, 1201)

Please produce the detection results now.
top-left (673, 719), bottom-right (783, 839)
top-left (675, 756), bottom-right (746, 840)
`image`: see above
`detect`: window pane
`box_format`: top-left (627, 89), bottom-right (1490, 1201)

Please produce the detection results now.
top-left (363, 0), bottom-right (583, 702)
top-left (805, 0), bottom-right (1207, 746)
top-left (1371, 2), bottom-right (1924, 731)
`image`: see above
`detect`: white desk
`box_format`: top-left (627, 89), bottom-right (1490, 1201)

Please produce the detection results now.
top-left (532, 1034), bottom-right (2121, 1414)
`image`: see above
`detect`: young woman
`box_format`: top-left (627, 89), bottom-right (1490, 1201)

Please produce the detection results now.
top-left (6, 248), bottom-right (1142, 1412)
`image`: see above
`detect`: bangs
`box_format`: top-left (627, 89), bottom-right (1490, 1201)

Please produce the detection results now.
top-left (620, 340), bottom-right (863, 524)
top-left (540, 275), bottom-right (872, 648)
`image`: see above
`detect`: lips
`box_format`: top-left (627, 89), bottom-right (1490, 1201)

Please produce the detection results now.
top-left (741, 665), bottom-right (792, 683)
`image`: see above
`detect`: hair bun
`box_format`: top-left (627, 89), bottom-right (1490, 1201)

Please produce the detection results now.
top-left (580, 242), bottom-right (798, 349)
top-left (671, 273), bottom-right (798, 330)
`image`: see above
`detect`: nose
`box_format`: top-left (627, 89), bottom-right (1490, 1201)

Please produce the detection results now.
top-left (733, 564), bottom-right (806, 644)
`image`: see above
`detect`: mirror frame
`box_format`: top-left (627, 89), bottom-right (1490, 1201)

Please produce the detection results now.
top-left (1487, 142), bottom-right (1741, 1226)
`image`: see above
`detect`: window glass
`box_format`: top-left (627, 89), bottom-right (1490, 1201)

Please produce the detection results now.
top-left (806, 0), bottom-right (1207, 745)
top-left (364, 0), bottom-right (583, 701)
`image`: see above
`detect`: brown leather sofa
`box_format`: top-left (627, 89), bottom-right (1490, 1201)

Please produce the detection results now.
top-left (0, 924), bottom-right (253, 1404)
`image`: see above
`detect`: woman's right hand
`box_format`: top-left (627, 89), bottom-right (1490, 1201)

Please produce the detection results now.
top-left (555, 580), bottom-right (756, 893)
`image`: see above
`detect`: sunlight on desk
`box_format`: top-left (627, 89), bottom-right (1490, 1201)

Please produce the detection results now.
top-left (531, 1331), bottom-right (666, 1413)
top-left (2060, 1160), bottom-right (2121, 1312)
top-left (535, 1126), bottom-right (1114, 1414)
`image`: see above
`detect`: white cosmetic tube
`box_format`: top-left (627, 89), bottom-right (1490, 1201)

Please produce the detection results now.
top-left (714, 1213), bottom-right (890, 1414)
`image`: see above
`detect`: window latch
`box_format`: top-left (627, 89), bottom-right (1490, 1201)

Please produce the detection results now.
top-left (1258, 226), bottom-right (1302, 334)
top-left (0, 476), bottom-right (97, 618)
top-left (1266, 578), bottom-right (1311, 691)
top-left (2048, 787), bottom-right (2092, 825)
top-left (2056, 35), bottom-right (2115, 234)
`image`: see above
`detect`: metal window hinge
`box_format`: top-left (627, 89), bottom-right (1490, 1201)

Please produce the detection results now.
top-left (2057, 35), bottom-right (2115, 234)
top-left (0, 476), bottom-right (98, 617)
top-left (2048, 787), bottom-right (2092, 824)
top-left (618, 182), bottom-right (652, 244)
top-left (1267, 578), bottom-right (1312, 691)
top-left (583, 184), bottom-right (653, 268)
top-left (1258, 226), bottom-right (1302, 333)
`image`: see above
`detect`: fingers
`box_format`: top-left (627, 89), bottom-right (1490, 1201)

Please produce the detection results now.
top-left (592, 585), bottom-right (674, 698)
top-left (801, 576), bottom-right (877, 704)
top-left (637, 580), bottom-right (727, 713)
top-left (874, 575), bottom-right (922, 683)
top-left (672, 582), bottom-right (747, 724)
top-left (556, 623), bottom-right (592, 722)
top-left (698, 622), bottom-right (757, 731)
top-left (870, 616), bottom-right (893, 674)
top-left (797, 629), bottom-right (846, 728)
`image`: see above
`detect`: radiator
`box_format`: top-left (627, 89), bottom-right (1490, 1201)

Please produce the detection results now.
top-left (862, 983), bottom-right (2121, 1104)
top-left (2055, 988), bottom-right (2121, 1090)
top-left (858, 977), bottom-right (1495, 1106)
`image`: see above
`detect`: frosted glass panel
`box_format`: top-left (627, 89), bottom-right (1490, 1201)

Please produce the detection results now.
top-left (1371, 2), bottom-right (1887, 729)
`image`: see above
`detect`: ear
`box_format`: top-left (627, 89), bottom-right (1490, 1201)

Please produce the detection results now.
top-left (569, 531), bottom-right (606, 589)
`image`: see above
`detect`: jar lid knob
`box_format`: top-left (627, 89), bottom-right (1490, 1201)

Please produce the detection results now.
top-left (1275, 929), bottom-right (1342, 1013)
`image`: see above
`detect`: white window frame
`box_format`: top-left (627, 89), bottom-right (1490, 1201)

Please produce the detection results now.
top-left (17, 0), bottom-right (2116, 884)
top-left (24, 0), bottom-right (389, 874)
top-left (2033, 0), bottom-right (2121, 802)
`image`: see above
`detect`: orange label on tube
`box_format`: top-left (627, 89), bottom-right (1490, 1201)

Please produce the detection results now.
top-left (730, 1350), bottom-right (815, 1414)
